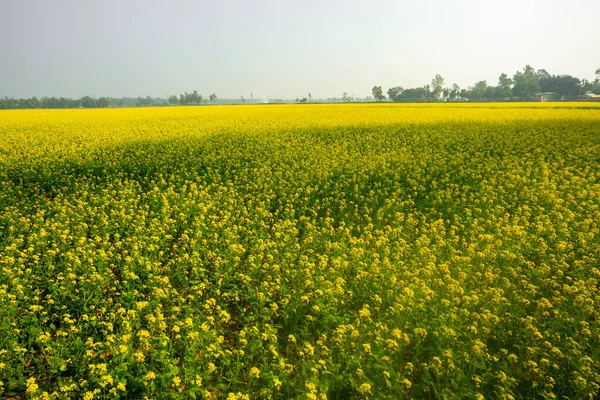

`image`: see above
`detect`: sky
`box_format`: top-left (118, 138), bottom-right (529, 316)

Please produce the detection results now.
top-left (1, 0), bottom-right (599, 99)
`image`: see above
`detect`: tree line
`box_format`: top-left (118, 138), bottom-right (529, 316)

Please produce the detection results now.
top-left (2, 65), bottom-right (599, 109)
top-left (167, 91), bottom-right (218, 105)
top-left (0, 96), bottom-right (113, 109)
top-left (0, 91), bottom-right (218, 110)
top-left (372, 65), bottom-right (600, 102)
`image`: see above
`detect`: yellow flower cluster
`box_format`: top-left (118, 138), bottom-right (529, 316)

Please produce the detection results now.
top-left (0, 103), bottom-right (599, 398)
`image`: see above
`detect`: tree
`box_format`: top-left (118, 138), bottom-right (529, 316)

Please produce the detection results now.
top-left (97, 97), bottom-right (110, 108)
top-left (135, 96), bottom-right (153, 106)
top-left (537, 69), bottom-right (551, 80)
top-left (423, 84), bottom-right (432, 100)
top-left (494, 86), bottom-right (505, 100)
top-left (396, 87), bottom-right (428, 102)
top-left (168, 95), bottom-right (179, 105)
top-left (308, 92), bottom-right (312, 102)
top-left (431, 74), bottom-right (445, 99)
top-left (450, 83), bottom-right (460, 99)
top-left (512, 64), bottom-right (540, 100)
top-left (540, 74), bottom-right (581, 99)
top-left (387, 86), bottom-right (404, 102)
top-left (498, 73), bottom-right (512, 88)
top-left (22, 96), bottom-right (41, 108)
top-left (594, 80), bottom-right (600, 95)
top-left (555, 75), bottom-right (581, 98)
top-left (188, 90), bottom-right (201, 104)
top-left (342, 92), bottom-right (349, 102)
top-left (209, 94), bottom-right (217, 103)
top-left (80, 96), bottom-right (96, 108)
top-left (41, 97), bottom-right (59, 108)
top-left (497, 73), bottom-right (513, 98)
top-left (580, 79), bottom-right (591, 96)
top-left (372, 86), bottom-right (385, 102)
top-left (178, 91), bottom-right (203, 105)
top-left (470, 81), bottom-right (488, 101)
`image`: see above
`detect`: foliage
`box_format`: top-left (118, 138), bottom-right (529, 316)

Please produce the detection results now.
top-left (179, 91), bottom-right (203, 106)
top-left (136, 96), bottom-right (155, 107)
top-left (384, 66), bottom-right (600, 103)
top-left (430, 74), bottom-right (445, 99)
top-left (1, 103), bottom-right (600, 399)
top-left (539, 75), bottom-right (582, 99)
top-left (386, 87), bottom-right (404, 102)
top-left (371, 86), bottom-right (385, 102)
top-left (511, 65), bottom-right (540, 100)
top-left (395, 87), bottom-right (428, 102)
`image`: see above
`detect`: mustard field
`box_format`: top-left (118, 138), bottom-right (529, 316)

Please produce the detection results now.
top-left (1, 103), bottom-right (600, 399)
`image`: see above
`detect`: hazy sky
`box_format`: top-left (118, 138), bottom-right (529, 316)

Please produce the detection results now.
top-left (1, 0), bottom-right (599, 99)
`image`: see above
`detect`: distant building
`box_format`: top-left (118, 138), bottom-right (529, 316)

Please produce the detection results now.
top-left (533, 92), bottom-right (557, 102)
